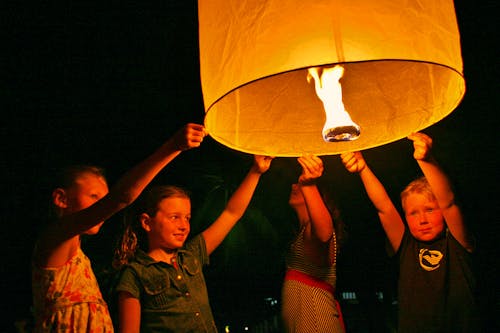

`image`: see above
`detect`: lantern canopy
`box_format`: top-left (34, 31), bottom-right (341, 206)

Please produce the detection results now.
top-left (198, 0), bottom-right (465, 157)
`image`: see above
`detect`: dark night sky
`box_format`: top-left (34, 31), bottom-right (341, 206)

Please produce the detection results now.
top-left (2, 1), bottom-right (499, 331)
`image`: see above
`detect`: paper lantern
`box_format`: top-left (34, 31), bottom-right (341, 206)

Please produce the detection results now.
top-left (198, 0), bottom-right (465, 157)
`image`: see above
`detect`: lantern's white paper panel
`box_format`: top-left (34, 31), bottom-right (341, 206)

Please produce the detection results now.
top-left (198, 0), bottom-right (465, 156)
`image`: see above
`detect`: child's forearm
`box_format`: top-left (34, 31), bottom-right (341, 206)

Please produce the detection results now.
top-left (224, 169), bottom-right (262, 217)
top-left (110, 142), bottom-right (182, 206)
top-left (416, 157), bottom-right (456, 208)
top-left (202, 168), bottom-right (263, 254)
top-left (417, 157), bottom-right (472, 251)
top-left (359, 166), bottom-right (404, 251)
top-left (301, 184), bottom-right (333, 242)
top-left (359, 166), bottom-right (395, 213)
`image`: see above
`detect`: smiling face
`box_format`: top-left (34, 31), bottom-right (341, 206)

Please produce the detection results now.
top-left (403, 193), bottom-right (445, 242)
top-left (143, 196), bottom-right (191, 252)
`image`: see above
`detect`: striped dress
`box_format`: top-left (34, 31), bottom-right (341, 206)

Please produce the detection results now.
top-left (281, 226), bottom-right (345, 333)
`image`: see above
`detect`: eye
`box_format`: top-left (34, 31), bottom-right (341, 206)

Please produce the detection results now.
top-left (168, 214), bottom-right (180, 221)
top-left (425, 206), bottom-right (438, 213)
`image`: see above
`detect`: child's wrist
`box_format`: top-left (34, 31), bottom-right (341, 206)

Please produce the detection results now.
top-left (250, 165), bottom-right (264, 175)
top-left (298, 178), bottom-right (317, 186)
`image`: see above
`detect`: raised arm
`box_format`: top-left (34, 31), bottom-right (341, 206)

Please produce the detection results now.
top-left (38, 123), bottom-right (206, 267)
top-left (341, 151), bottom-right (405, 252)
top-left (202, 155), bottom-right (273, 255)
top-left (72, 123), bottom-right (206, 231)
top-left (296, 155), bottom-right (333, 243)
top-left (408, 132), bottom-right (473, 251)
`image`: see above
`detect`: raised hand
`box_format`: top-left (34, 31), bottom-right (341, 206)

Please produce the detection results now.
top-left (340, 151), bottom-right (366, 173)
top-left (297, 154), bottom-right (324, 185)
top-left (407, 132), bottom-right (433, 161)
top-left (170, 123), bottom-right (206, 151)
top-left (253, 155), bottom-right (274, 174)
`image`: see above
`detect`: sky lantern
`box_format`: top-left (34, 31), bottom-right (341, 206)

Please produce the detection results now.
top-left (198, 0), bottom-right (465, 157)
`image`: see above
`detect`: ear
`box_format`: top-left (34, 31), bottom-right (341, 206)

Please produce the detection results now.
top-left (140, 213), bottom-right (152, 232)
top-left (52, 188), bottom-right (68, 208)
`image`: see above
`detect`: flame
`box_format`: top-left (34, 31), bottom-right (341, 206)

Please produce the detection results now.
top-left (307, 65), bottom-right (360, 142)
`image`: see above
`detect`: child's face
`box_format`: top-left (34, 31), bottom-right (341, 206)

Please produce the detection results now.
top-left (65, 173), bottom-right (109, 235)
top-left (146, 196), bottom-right (191, 251)
top-left (403, 193), bottom-right (445, 242)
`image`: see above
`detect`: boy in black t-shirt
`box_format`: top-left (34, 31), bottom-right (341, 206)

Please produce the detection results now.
top-left (341, 132), bottom-right (480, 333)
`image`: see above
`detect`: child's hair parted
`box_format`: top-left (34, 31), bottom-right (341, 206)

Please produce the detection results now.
top-left (112, 185), bottom-right (191, 269)
top-left (400, 176), bottom-right (436, 211)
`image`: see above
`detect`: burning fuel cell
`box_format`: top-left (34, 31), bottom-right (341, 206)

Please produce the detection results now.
top-left (307, 66), bottom-right (360, 142)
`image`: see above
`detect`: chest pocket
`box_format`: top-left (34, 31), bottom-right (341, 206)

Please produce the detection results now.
top-left (180, 255), bottom-right (208, 295)
top-left (135, 266), bottom-right (173, 311)
top-left (132, 254), bottom-right (205, 311)
top-left (181, 256), bottom-right (201, 275)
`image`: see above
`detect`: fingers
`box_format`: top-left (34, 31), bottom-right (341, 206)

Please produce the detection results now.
top-left (407, 132), bottom-right (432, 147)
top-left (340, 151), bottom-right (365, 173)
top-left (170, 123), bottom-right (206, 151)
top-left (298, 155), bottom-right (323, 172)
top-left (255, 155), bottom-right (274, 165)
top-left (340, 152), bottom-right (354, 168)
top-left (253, 155), bottom-right (274, 173)
top-left (340, 152), bottom-right (354, 164)
top-left (186, 123), bottom-right (206, 138)
top-left (184, 123), bottom-right (206, 148)
top-left (407, 132), bottom-right (432, 160)
top-left (298, 154), bottom-right (323, 179)
top-left (186, 123), bottom-right (206, 134)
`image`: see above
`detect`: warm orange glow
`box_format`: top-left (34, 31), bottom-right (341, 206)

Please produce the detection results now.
top-left (198, 0), bottom-right (465, 157)
top-left (307, 65), bottom-right (360, 142)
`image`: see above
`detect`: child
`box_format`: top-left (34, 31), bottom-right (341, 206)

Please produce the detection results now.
top-left (31, 123), bottom-right (206, 332)
top-left (281, 155), bottom-right (345, 333)
top-left (112, 155), bottom-right (273, 332)
top-left (341, 132), bottom-right (479, 332)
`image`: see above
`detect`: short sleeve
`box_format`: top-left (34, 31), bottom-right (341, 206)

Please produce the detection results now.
top-left (114, 266), bottom-right (141, 299)
top-left (185, 234), bottom-right (209, 267)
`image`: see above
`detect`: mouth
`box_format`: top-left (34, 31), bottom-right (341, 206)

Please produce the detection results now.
top-left (174, 234), bottom-right (186, 240)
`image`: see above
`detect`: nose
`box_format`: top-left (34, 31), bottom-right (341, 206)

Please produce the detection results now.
top-left (418, 212), bottom-right (428, 224)
top-left (177, 217), bottom-right (189, 230)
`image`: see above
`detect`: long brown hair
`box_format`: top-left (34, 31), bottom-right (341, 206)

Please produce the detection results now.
top-left (318, 183), bottom-right (347, 250)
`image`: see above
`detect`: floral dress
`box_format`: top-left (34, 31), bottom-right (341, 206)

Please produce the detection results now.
top-left (32, 247), bottom-right (114, 332)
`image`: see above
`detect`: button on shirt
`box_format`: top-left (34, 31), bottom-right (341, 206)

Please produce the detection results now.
top-left (115, 234), bottom-right (217, 333)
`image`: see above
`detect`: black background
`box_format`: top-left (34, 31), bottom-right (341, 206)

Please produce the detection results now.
top-left (2, 1), bottom-right (499, 331)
